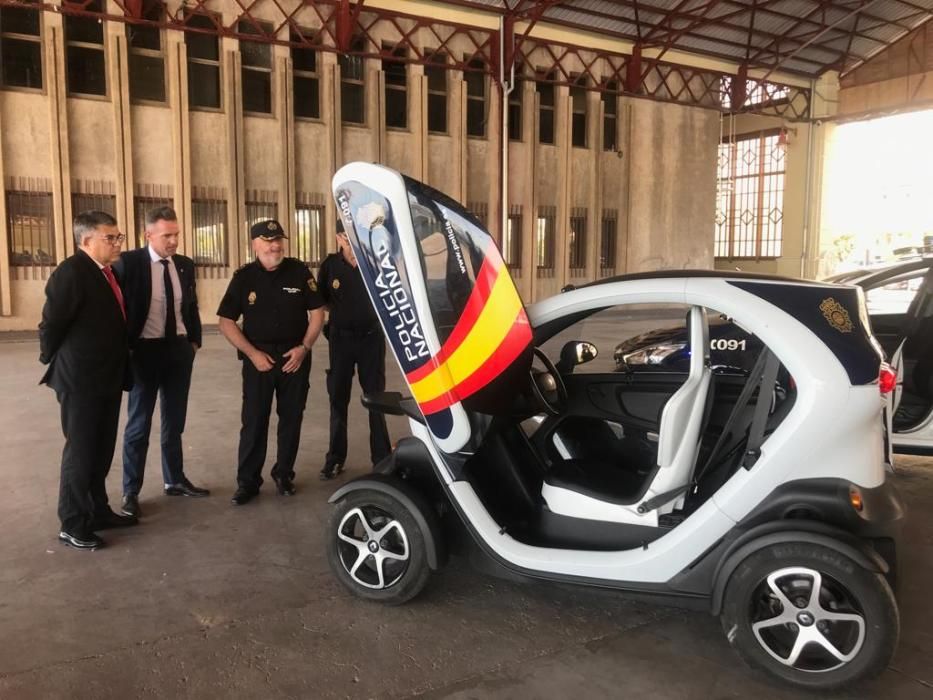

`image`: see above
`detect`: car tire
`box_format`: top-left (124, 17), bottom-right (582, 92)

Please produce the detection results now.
top-left (720, 542), bottom-right (899, 690)
top-left (326, 489), bottom-right (431, 605)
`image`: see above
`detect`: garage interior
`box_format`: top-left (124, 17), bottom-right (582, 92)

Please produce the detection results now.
top-left (1, 0), bottom-right (932, 697)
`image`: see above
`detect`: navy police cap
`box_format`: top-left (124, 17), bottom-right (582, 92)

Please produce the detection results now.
top-left (250, 219), bottom-right (288, 240)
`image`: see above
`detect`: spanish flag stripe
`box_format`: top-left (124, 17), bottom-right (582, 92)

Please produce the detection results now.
top-left (409, 269), bottom-right (523, 404)
top-left (405, 253), bottom-right (501, 385)
top-left (417, 311), bottom-right (533, 415)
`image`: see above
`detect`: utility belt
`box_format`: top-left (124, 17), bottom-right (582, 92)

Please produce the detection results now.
top-left (238, 339), bottom-right (304, 361)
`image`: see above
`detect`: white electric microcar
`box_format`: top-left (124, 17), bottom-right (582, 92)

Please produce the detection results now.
top-left (327, 163), bottom-right (904, 690)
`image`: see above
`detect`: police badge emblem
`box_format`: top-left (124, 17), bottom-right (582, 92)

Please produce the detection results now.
top-left (308, 277), bottom-right (318, 292)
top-left (248, 291), bottom-right (257, 305)
top-left (819, 297), bottom-right (853, 333)
top-left (332, 279), bottom-right (340, 290)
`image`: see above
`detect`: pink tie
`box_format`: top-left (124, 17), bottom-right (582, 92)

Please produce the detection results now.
top-left (102, 266), bottom-right (126, 320)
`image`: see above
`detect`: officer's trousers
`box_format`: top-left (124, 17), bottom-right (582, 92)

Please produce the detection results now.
top-left (237, 347), bottom-right (311, 490)
top-left (324, 330), bottom-right (391, 470)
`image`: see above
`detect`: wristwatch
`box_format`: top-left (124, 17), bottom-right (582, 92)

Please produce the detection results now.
top-left (302, 343), bottom-right (312, 352)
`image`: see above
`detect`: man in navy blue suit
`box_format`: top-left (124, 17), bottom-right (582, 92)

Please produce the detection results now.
top-left (39, 210), bottom-right (137, 550)
top-left (115, 206), bottom-right (209, 518)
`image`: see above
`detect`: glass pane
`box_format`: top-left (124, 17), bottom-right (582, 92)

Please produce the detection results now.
top-left (294, 75), bottom-right (319, 119)
top-left (67, 46), bottom-right (106, 95)
top-left (465, 69), bottom-right (484, 99)
top-left (129, 53), bottom-right (165, 102)
top-left (1, 38), bottom-right (42, 89)
top-left (339, 52), bottom-right (364, 81)
top-left (603, 115), bottom-right (616, 151)
top-left (427, 92), bottom-right (446, 133)
top-left (65, 14), bottom-right (104, 45)
top-left (342, 82), bottom-right (364, 124)
top-left (126, 24), bottom-right (160, 51)
top-left (240, 39), bottom-right (271, 69)
top-left (467, 98), bottom-right (485, 137)
top-left (187, 61), bottom-right (220, 108)
top-left (383, 57), bottom-right (406, 87)
top-left (385, 87), bottom-right (407, 128)
top-left (242, 68), bottom-right (271, 113)
top-left (572, 113), bottom-right (587, 148)
top-left (508, 97), bottom-right (522, 141)
top-left (1, 6), bottom-right (40, 35)
top-left (7, 191), bottom-right (55, 266)
top-left (425, 55), bottom-right (446, 92)
top-left (292, 45), bottom-right (316, 73)
top-left (191, 199), bottom-right (227, 266)
top-left (539, 108), bottom-right (554, 144)
top-left (185, 17), bottom-right (219, 61)
top-left (537, 80), bottom-right (554, 107)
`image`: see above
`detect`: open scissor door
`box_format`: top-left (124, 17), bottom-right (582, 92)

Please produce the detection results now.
top-left (332, 163), bottom-right (533, 455)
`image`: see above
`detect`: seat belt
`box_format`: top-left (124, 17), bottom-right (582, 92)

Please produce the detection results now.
top-left (741, 351), bottom-right (780, 469)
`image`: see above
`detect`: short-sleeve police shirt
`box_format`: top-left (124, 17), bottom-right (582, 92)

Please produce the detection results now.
top-left (217, 257), bottom-right (324, 344)
top-left (318, 253), bottom-right (379, 332)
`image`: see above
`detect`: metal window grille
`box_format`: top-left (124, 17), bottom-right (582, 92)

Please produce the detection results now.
top-left (64, 0), bottom-right (105, 96)
top-left (467, 201), bottom-right (487, 230)
top-left (715, 131), bottom-right (785, 259)
top-left (569, 209), bottom-right (587, 274)
top-left (240, 20), bottom-right (272, 114)
top-left (425, 51), bottom-right (447, 134)
top-left (294, 202), bottom-right (326, 267)
top-left (0, 2), bottom-right (43, 89)
top-left (602, 80), bottom-right (618, 151)
top-left (126, 2), bottom-right (164, 103)
top-left (537, 72), bottom-right (555, 145)
top-left (536, 206), bottom-right (556, 275)
top-left (72, 186), bottom-right (116, 220)
top-left (340, 35), bottom-right (366, 124)
top-left (600, 211), bottom-right (617, 276)
top-left (382, 43), bottom-right (407, 129)
top-left (191, 190), bottom-right (227, 267)
top-left (571, 75), bottom-right (587, 148)
top-left (503, 211), bottom-right (522, 271)
top-left (185, 12), bottom-right (221, 109)
top-left (6, 188), bottom-right (54, 269)
top-left (244, 194), bottom-right (278, 261)
top-left (465, 57), bottom-right (487, 138)
top-left (133, 190), bottom-right (174, 248)
top-left (292, 28), bottom-right (319, 120)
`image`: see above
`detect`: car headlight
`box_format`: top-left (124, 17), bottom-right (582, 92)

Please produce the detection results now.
top-left (621, 342), bottom-right (686, 366)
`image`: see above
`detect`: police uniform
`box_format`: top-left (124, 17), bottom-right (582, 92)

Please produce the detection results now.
top-left (318, 250), bottom-right (391, 477)
top-left (217, 223), bottom-right (324, 496)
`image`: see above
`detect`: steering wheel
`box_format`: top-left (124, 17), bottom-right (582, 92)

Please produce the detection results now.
top-left (529, 347), bottom-right (568, 415)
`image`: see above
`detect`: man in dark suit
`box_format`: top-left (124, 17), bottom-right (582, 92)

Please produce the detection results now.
top-left (39, 210), bottom-right (138, 550)
top-left (115, 206), bottom-right (209, 518)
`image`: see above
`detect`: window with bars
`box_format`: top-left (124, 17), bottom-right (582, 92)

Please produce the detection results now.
top-left (294, 204), bottom-right (326, 266)
top-left (65, 0), bottom-right (106, 96)
top-left (715, 131), bottom-right (785, 259)
top-left (537, 72), bottom-right (555, 145)
top-left (600, 211), bottom-right (617, 274)
top-left (126, 3), bottom-right (164, 103)
top-left (244, 199), bottom-right (278, 259)
top-left (383, 44), bottom-right (407, 129)
top-left (569, 212), bottom-right (587, 271)
top-left (134, 195), bottom-right (174, 247)
top-left (6, 190), bottom-right (54, 266)
top-left (72, 192), bottom-right (116, 219)
top-left (186, 13), bottom-right (221, 109)
top-left (191, 197), bottom-right (227, 266)
top-left (340, 35), bottom-right (366, 125)
top-left (465, 57), bottom-right (486, 138)
top-left (536, 208), bottom-right (555, 271)
top-left (602, 80), bottom-right (618, 151)
top-left (507, 63), bottom-right (524, 141)
top-left (425, 51), bottom-right (447, 134)
top-left (292, 28), bottom-right (319, 119)
top-left (0, 1), bottom-right (43, 89)
top-left (571, 75), bottom-right (587, 148)
top-left (503, 214), bottom-right (521, 269)
top-left (239, 20), bottom-right (272, 114)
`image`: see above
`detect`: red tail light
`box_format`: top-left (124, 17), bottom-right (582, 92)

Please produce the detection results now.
top-left (879, 363), bottom-right (897, 394)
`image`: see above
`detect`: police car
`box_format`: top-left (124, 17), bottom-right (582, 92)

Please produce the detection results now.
top-left (327, 163), bottom-right (905, 690)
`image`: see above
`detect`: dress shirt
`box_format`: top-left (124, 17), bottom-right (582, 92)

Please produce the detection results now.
top-left (141, 246), bottom-right (188, 339)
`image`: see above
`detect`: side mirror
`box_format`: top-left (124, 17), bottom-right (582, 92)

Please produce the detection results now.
top-left (557, 341), bottom-right (599, 373)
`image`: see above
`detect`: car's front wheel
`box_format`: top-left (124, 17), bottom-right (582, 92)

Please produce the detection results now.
top-left (326, 489), bottom-right (431, 604)
top-left (720, 542), bottom-right (899, 690)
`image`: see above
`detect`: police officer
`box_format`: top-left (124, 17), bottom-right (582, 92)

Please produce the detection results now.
top-left (317, 220), bottom-right (391, 480)
top-left (217, 220), bottom-right (325, 504)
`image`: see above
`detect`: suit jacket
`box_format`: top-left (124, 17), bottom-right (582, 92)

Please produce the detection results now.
top-left (38, 249), bottom-right (131, 395)
top-left (114, 247), bottom-right (203, 348)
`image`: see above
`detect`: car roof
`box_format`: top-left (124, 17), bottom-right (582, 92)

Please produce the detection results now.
top-left (570, 269), bottom-right (812, 291)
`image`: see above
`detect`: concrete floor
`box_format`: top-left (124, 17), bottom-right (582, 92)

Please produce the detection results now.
top-left (1, 331), bottom-right (932, 699)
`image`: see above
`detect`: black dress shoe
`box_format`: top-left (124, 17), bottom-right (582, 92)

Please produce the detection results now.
top-left (165, 478), bottom-right (210, 497)
top-left (91, 509), bottom-right (139, 530)
top-left (231, 487), bottom-right (257, 506)
top-left (121, 494), bottom-right (141, 518)
top-left (319, 463), bottom-right (343, 481)
top-left (58, 530), bottom-right (104, 550)
top-left (273, 475), bottom-right (296, 496)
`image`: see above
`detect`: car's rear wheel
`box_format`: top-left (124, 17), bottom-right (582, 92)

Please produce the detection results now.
top-left (720, 542), bottom-right (898, 690)
top-left (327, 489), bottom-right (431, 604)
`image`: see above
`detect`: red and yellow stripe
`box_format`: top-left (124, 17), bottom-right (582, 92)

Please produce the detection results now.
top-left (405, 251), bottom-right (531, 415)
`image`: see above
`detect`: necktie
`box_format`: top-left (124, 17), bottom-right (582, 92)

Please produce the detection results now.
top-left (102, 266), bottom-right (126, 320)
top-left (160, 259), bottom-right (177, 338)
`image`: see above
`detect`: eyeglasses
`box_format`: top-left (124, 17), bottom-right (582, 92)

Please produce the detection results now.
top-left (99, 234), bottom-right (126, 245)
